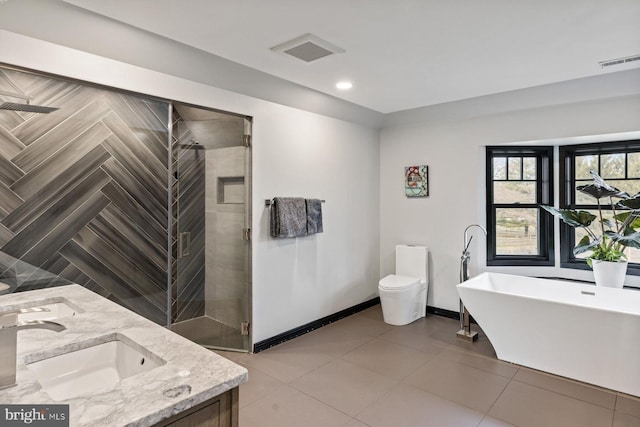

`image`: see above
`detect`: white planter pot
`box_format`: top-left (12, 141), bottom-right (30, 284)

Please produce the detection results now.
top-left (591, 260), bottom-right (628, 288)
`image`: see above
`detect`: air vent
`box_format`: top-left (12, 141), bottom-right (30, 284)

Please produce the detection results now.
top-left (271, 33), bottom-right (345, 63)
top-left (599, 54), bottom-right (640, 68)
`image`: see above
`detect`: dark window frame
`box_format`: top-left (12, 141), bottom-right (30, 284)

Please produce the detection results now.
top-left (559, 140), bottom-right (640, 275)
top-left (486, 146), bottom-right (554, 266)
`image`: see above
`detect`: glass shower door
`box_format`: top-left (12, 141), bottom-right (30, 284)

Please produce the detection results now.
top-left (171, 104), bottom-right (251, 352)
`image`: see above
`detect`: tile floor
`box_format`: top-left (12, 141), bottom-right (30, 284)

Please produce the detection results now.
top-left (216, 305), bottom-right (640, 427)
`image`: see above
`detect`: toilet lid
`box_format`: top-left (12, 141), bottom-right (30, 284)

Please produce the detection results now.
top-left (379, 275), bottom-right (420, 290)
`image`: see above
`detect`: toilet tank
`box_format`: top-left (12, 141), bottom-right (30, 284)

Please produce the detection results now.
top-left (395, 245), bottom-right (429, 283)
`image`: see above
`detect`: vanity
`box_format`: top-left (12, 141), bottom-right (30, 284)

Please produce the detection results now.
top-left (0, 285), bottom-right (248, 426)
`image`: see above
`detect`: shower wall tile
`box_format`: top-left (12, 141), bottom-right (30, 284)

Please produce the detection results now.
top-left (215, 146), bottom-right (245, 178)
top-left (172, 112), bottom-right (205, 323)
top-left (12, 122), bottom-right (113, 199)
top-left (2, 145), bottom-right (110, 233)
top-left (205, 155), bottom-right (217, 212)
top-left (0, 124), bottom-right (26, 158)
top-left (0, 67), bottom-right (170, 325)
top-left (11, 86), bottom-right (100, 145)
top-left (204, 210), bottom-right (217, 306)
top-left (12, 97), bottom-right (112, 172)
top-left (204, 147), bottom-right (247, 328)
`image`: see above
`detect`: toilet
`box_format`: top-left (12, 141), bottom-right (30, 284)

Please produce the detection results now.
top-left (378, 245), bottom-right (429, 326)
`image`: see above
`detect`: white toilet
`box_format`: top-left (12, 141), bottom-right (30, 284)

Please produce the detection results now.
top-left (378, 245), bottom-right (429, 326)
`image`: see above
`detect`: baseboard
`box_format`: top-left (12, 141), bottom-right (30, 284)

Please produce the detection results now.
top-left (253, 301), bottom-right (477, 353)
top-left (253, 297), bottom-right (380, 353)
top-left (427, 305), bottom-right (477, 325)
top-left (426, 305), bottom-right (458, 320)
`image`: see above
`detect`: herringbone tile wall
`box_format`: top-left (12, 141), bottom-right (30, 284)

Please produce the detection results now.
top-left (172, 115), bottom-right (206, 323)
top-left (0, 67), bottom-right (179, 325)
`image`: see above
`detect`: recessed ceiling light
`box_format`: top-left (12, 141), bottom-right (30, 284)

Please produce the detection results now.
top-left (336, 81), bottom-right (353, 90)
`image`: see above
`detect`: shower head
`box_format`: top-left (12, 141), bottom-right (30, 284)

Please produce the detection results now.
top-left (0, 88), bottom-right (59, 114)
top-left (0, 102), bottom-right (59, 114)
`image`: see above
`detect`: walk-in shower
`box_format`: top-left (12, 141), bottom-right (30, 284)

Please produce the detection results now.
top-left (0, 65), bottom-right (252, 353)
top-left (169, 103), bottom-right (252, 352)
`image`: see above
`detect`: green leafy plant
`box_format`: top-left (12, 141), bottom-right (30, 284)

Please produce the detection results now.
top-left (541, 170), bottom-right (640, 266)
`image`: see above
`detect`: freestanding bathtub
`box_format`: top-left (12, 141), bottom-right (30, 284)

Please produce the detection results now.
top-left (457, 272), bottom-right (640, 397)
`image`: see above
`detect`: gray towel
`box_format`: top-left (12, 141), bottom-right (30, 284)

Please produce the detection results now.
top-left (270, 197), bottom-right (308, 238)
top-left (306, 199), bottom-right (323, 234)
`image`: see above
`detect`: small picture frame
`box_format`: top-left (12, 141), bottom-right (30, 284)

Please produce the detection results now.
top-left (405, 165), bottom-right (429, 197)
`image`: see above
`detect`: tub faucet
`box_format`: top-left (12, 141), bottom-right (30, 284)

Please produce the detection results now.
top-left (0, 308), bottom-right (65, 390)
top-left (458, 224), bottom-right (487, 342)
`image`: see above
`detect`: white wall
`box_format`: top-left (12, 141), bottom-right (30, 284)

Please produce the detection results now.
top-left (0, 30), bottom-right (380, 343)
top-left (381, 92), bottom-right (640, 312)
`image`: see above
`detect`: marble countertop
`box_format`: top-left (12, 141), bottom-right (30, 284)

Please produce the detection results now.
top-left (0, 285), bottom-right (248, 426)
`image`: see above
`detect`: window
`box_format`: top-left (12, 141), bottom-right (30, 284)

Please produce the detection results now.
top-left (486, 146), bottom-right (554, 266)
top-left (560, 141), bottom-right (640, 274)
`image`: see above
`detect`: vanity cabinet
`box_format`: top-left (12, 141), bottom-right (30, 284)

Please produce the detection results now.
top-left (156, 387), bottom-right (238, 427)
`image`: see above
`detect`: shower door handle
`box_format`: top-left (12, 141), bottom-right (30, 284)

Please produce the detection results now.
top-left (179, 232), bottom-right (191, 258)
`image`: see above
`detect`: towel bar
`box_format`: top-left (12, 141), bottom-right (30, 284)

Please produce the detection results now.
top-left (265, 199), bottom-right (325, 207)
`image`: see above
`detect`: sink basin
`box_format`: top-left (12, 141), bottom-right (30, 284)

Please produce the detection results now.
top-left (18, 300), bottom-right (81, 321)
top-left (26, 335), bottom-right (165, 401)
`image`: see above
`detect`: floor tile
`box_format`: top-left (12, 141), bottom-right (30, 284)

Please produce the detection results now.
top-left (241, 347), bottom-right (331, 383)
top-left (282, 322), bottom-right (375, 358)
top-left (328, 312), bottom-right (394, 337)
top-left (613, 412), bottom-right (640, 427)
top-left (442, 329), bottom-right (497, 359)
top-left (616, 394), bottom-right (640, 418)
top-left (239, 385), bottom-right (351, 427)
top-left (513, 367), bottom-right (616, 409)
top-left (344, 419), bottom-right (371, 427)
top-left (478, 416), bottom-right (516, 427)
top-left (489, 380), bottom-right (614, 427)
top-left (291, 359), bottom-right (396, 417)
top-left (438, 347), bottom-right (518, 379)
top-left (404, 357), bottom-right (509, 412)
top-left (234, 309), bottom-right (631, 426)
top-left (357, 305), bottom-right (384, 321)
top-left (341, 337), bottom-right (431, 380)
top-left (356, 384), bottom-right (483, 427)
top-left (213, 349), bottom-right (250, 364)
top-left (238, 366), bottom-right (284, 408)
top-left (379, 323), bottom-right (449, 355)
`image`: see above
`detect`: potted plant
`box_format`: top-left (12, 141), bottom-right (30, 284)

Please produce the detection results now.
top-left (542, 170), bottom-right (640, 288)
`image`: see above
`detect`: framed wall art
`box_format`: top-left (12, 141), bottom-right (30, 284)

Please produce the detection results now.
top-left (405, 165), bottom-right (429, 197)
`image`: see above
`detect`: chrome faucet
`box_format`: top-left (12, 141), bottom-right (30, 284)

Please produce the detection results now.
top-left (0, 308), bottom-right (65, 389)
top-left (457, 224), bottom-right (487, 342)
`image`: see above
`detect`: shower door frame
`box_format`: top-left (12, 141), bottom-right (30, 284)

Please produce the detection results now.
top-left (169, 104), bottom-right (253, 353)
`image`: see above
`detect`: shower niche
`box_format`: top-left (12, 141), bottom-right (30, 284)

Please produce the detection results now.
top-left (217, 177), bottom-right (245, 204)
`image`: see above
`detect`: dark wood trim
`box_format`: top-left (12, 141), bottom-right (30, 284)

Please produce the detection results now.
top-left (253, 297), bottom-right (380, 353)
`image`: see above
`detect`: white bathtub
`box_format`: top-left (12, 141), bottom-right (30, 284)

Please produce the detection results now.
top-left (457, 272), bottom-right (640, 396)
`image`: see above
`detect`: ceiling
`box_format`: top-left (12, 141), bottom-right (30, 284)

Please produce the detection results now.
top-left (63, 0), bottom-right (640, 114)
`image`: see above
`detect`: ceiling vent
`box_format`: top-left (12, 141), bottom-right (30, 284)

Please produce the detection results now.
top-left (271, 33), bottom-right (345, 63)
top-left (599, 54), bottom-right (640, 68)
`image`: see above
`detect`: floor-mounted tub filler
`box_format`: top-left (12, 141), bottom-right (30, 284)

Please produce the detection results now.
top-left (457, 272), bottom-right (640, 397)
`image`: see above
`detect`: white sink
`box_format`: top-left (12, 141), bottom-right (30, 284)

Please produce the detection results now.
top-left (26, 337), bottom-right (165, 401)
top-left (18, 300), bottom-right (81, 321)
